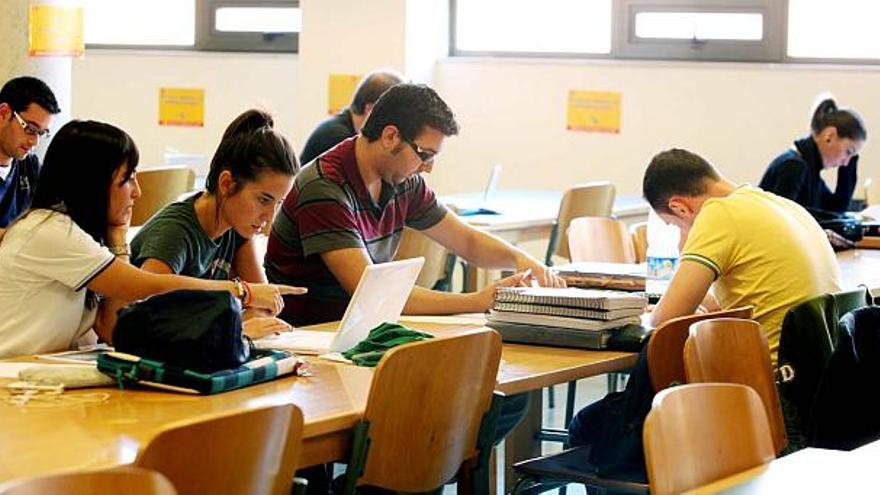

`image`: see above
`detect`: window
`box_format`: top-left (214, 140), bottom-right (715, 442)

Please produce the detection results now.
top-left (83, 0), bottom-right (299, 52)
top-left (452, 0), bottom-right (612, 56)
top-left (616, 0), bottom-right (783, 61)
top-left (788, 0), bottom-right (880, 61)
top-left (83, 0), bottom-right (195, 47)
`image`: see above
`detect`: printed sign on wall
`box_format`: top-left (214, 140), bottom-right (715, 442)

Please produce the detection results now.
top-left (567, 90), bottom-right (622, 134)
top-left (328, 74), bottom-right (361, 115)
top-left (28, 1), bottom-right (84, 57)
top-left (159, 88), bottom-right (205, 127)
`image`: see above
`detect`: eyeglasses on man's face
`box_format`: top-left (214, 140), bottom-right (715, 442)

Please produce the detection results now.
top-left (406, 140), bottom-right (437, 164)
top-left (12, 111), bottom-right (51, 139)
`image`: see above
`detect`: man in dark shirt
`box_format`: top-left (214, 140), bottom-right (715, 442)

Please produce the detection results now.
top-left (299, 69), bottom-right (403, 165)
top-left (0, 76), bottom-right (60, 228)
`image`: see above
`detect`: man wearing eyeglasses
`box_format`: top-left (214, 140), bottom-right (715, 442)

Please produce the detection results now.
top-left (267, 83), bottom-right (563, 327)
top-left (0, 76), bottom-right (60, 228)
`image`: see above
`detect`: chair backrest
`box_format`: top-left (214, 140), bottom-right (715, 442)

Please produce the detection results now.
top-left (647, 306), bottom-right (754, 392)
top-left (136, 403), bottom-right (302, 495)
top-left (684, 318), bottom-right (788, 454)
top-left (393, 227), bottom-right (452, 289)
top-left (643, 383), bottom-right (775, 495)
top-left (549, 182), bottom-right (616, 262)
top-left (131, 166), bottom-right (196, 226)
top-left (629, 221), bottom-right (648, 263)
top-left (865, 177), bottom-right (880, 205)
top-left (358, 329), bottom-right (502, 492)
top-left (0, 467), bottom-right (177, 495)
top-left (566, 216), bottom-right (636, 263)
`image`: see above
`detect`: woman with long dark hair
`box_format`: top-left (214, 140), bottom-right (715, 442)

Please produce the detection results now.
top-left (129, 109), bottom-right (299, 338)
top-left (0, 120), bottom-right (302, 358)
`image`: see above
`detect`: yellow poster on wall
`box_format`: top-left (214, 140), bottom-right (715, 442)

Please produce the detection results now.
top-left (159, 88), bottom-right (205, 127)
top-left (28, 2), bottom-right (84, 57)
top-left (328, 74), bottom-right (361, 115)
top-left (567, 90), bottom-right (622, 134)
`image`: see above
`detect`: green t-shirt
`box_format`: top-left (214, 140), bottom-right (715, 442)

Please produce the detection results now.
top-left (131, 192), bottom-right (246, 280)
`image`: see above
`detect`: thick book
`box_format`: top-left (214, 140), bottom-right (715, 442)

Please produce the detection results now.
top-left (554, 261), bottom-right (647, 291)
top-left (492, 301), bottom-right (644, 321)
top-left (495, 287), bottom-right (647, 311)
top-left (488, 310), bottom-right (641, 331)
top-left (487, 320), bottom-right (612, 350)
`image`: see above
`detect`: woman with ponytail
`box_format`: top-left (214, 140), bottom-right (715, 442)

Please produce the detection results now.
top-left (759, 95), bottom-right (867, 248)
top-left (130, 109), bottom-right (301, 338)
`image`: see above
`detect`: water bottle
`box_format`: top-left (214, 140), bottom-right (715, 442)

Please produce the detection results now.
top-left (645, 209), bottom-right (680, 295)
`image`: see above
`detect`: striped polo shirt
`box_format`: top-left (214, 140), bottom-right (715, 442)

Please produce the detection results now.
top-left (265, 136), bottom-right (447, 326)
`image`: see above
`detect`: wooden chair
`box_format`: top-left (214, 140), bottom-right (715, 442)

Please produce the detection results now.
top-left (0, 467), bottom-right (176, 495)
top-left (647, 306), bottom-right (754, 392)
top-left (545, 182), bottom-right (616, 265)
top-left (394, 227), bottom-right (456, 291)
top-left (341, 329), bottom-right (502, 494)
top-left (629, 221), bottom-right (648, 263)
top-left (566, 216), bottom-right (637, 263)
top-left (684, 318), bottom-right (788, 454)
top-left (135, 403), bottom-right (303, 495)
top-left (131, 166), bottom-right (196, 226)
top-left (643, 383), bottom-right (775, 495)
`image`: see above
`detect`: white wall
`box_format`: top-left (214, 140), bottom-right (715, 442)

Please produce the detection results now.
top-left (71, 51), bottom-right (298, 174)
top-left (430, 58), bottom-right (880, 197)
top-left (70, 43), bottom-right (880, 201)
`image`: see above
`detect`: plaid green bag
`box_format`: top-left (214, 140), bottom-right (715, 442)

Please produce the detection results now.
top-left (97, 349), bottom-right (307, 395)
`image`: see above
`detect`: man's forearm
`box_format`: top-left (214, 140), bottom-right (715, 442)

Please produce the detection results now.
top-left (402, 286), bottom-right (487, 315)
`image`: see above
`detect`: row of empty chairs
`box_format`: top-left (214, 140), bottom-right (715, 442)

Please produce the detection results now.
top-left (0, 330), bottom-right (502, 495)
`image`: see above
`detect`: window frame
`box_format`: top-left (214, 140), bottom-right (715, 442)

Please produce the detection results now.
top-left (450, 0), bottom-right (880, 66)
top-left (615, 0), bottom-right (784, 62)
top-left (84, 0), bottom-right (299, 53)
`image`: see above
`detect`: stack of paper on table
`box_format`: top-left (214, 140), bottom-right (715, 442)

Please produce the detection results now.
top-left (488, 287), bottom-right (648, 350)
top-left (553, 261), bottom-right (647, 291)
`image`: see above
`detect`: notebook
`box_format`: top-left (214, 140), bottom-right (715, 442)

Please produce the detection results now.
top-left (492, 301), bottom-right (644, 321)
top-left (494, 287), bottom-right (648, 311)
top-left (487, 320), bottom-right (613, 350)
top-left (488, 310), bottom-right (641, 332)
top-left (446, 164), bottom-right (502, 216)
top-left (255, 258), bottom-right (424, 355)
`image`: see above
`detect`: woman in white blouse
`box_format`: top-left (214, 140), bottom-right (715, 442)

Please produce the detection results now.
top-left (0, 120), bottom-right (303, 358)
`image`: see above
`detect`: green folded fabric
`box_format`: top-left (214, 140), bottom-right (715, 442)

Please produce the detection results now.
top-left (341, 322), bottom-right (434, 367)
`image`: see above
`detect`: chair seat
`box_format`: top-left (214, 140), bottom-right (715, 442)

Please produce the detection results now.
top-left (513, 446), bottom-right (648, 494)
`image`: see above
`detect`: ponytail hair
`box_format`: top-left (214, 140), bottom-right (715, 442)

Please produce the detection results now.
top-left (205, 109), bottom-right (298, 193)
top-left (810, 95), bottom-right (867, 142)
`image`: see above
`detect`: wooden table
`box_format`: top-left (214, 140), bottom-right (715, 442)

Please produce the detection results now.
top-left (684, 444), bottom-right (879, 494)
top-left (837, 248), bottom-right (880, 296)
top-left (0, 317), bottom-right (637, 486)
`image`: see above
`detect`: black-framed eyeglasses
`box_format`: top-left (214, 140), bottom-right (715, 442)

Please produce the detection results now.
top-left (406, 140), bottom-right (437, 164)
top-left (12, 111), bottom-right (50, 139)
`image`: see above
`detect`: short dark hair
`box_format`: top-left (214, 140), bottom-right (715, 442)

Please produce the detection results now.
top-left (642, 148), bottom-right (721, 214)
top-left (350, 69), bottom-right (403, 115)
top-left (31, 120), bottom-right (139, 244)
top-left (205, 109), bottom-right (298, 194)
top-left (360, 84), bottom-right (459, 143)
top-left (810, 97), bottom-right (867, 142)
top-left (0, 76), bottom-right (60, 114)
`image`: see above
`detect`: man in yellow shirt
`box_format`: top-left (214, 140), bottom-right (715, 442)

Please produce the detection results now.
top-left (644, 148), bottom-right (841, 364)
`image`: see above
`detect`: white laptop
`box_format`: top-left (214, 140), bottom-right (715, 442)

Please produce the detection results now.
top-left (448, 164), bottom-right (502, 216)
top-left (255, 257), bottom-right (425, 355)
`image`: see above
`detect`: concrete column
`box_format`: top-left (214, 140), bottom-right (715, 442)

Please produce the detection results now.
top-left (0, 0), bottom-right (73, 157)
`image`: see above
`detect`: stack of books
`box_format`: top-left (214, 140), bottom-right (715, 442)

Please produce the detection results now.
top-left (487, 287), bottom-right (648, 349)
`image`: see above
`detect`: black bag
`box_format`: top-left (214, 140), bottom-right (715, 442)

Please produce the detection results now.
top-left (586, 344), bottom-right (653, 483)
top-left (113, 290), bottom-right (251, 374)
top-left (808, 208), bottom-right (863, 242)
top-left (809, 306), bottom-right (880, 449)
